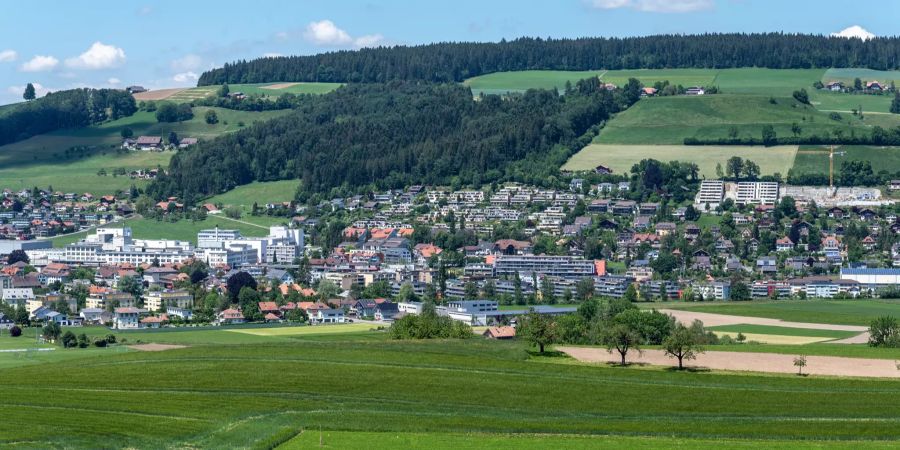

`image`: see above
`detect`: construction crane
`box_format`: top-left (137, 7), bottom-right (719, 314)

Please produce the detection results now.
top-left (828, 145), bottom-right (846, 195)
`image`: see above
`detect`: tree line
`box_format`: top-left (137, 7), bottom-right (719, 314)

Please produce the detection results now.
top-left (148, 79), bottom-right (632, 203)
top-left (199, 33), bottom-right (900, 85)
top-left (0, 88), bottom-right (136, 146)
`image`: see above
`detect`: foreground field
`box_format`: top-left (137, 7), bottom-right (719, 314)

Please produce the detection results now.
top-left (281, 430), bottom-right (897, 449)
top-left (563, 144), bottom-right (798, 177)
top-left (0, 108), bottom-right (291, 194)
top-left (2, 333), bottom-right (900, 448)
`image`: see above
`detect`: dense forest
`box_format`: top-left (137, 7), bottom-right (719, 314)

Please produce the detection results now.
top-left (0, 88), bottom-right (136, 146)
top-left (148, 79), bottom-right (634, 203)
top-left (199, 33), bottom-right (900, 85)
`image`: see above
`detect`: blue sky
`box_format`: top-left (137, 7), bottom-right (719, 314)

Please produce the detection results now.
top-left (0, 0), bottom-right (896, 104)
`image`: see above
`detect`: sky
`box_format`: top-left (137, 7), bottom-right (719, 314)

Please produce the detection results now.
top-left (0, 0), bottom-right (897, 105)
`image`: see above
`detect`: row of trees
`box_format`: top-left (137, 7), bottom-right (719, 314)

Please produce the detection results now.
top-left (518, 300), bottom-right (718, 369)
top-left (199, 33), bottom-right (900, 85)
top-left (0, 88), bottom-right (136, 146)
top-left (148, 80), bottom-right (632, 203)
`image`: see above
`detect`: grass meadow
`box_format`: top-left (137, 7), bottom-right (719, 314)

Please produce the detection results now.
top-left (164, 83), bottom-right (342, 102)
top-left (707, 324), bottom-right (860, 340)
top-left (563, 144), bottom-right (798, 177)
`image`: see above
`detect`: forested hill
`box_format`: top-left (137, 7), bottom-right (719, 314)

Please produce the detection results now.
top-left (0, 89), bottom-right (136, 147)
top-left (148, 80), bottom-right (631, 203)
top-left (199, 33), bottom-right (900, 85)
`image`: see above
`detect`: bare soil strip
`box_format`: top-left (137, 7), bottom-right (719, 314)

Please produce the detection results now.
top-left (133, 88), bottom-right (187, 101)
top-left (260, 82), bottom-right (301, 90)
top-left (129, 343), bottom-right (188, 352)
top-left (659, 309), bottom-right (869, 344)
top-left (559, 346), bottom-right (900, 378)
top-left (658, 309), bottom-right (868, 331)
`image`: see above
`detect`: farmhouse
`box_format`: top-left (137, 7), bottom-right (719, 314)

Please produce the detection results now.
top-left (125, 85), bottom-right (147, 94)
top-left (133, 136), bottom-right (162, 150)
top-left (483, 326), bottom-right (516, 339)
top-left (825, 81), bottom-right (844, 91)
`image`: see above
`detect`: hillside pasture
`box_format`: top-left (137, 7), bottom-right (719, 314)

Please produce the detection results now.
top-left (0, 108), bottom-right (291, 194)
top-left (791, 145), bottom-right (900, 177)
top-left (595, 95), bottom-right (865, 145)
top-left (120, 215), bottom-right (271, 242)
top-left (132, 88), bottom-right (187, 101)
top-left (563, 144), bottom-right (798, 177)
top-left (714, 68), bottom-right (824, 96)
top-left (205, 179), bottom-right (299, 207)
top-left (822, 68), bottom-right (900, 85)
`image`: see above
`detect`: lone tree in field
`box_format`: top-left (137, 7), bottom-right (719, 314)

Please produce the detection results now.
top-left (519, 312), bottom-right (557, 354)
top-left (205, 109), bottom-right (219, 124)
top-left (23, 83), bottom-right (35, 101)
top-left (603, 323), bottom-right (641, 366)
top-left (663, 323), bottom-right (705, 370)
top-left (868, 316), bottom-right (900, 348)
top-left (218, 83), bottom-right (230, 98)
top-left (794, 355), bottom-right (807, 376)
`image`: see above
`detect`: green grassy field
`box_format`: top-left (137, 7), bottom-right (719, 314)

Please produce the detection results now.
top-left (121, 216), bottom-right (271, 242)
top-left (713, 68), bottom-right (824, 96)
top-left (564, 144), bottom-right (798, 177)
top-left (595, 94), bottom-right (864, 145)
top-left (464, 68), bottom-right (719, 96)
top-left (791, 144), bottom-right (900, 176)
top-left (659, 300), bottom-right (900, 326)
top-left (0, 108), bottom-right (291, 194)
top-left (281, 430), bottom-right (898, 449)
top-left (823, 68), bottom-right (900, 85)
top-left (205, 180), bottom-right (299, 207)
top-left (2, 334), bottom-right (900, 448)
top-left (707, 324), bottom-right (860, 340)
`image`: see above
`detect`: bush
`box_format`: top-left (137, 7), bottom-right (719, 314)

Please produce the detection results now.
top-left (61, 331), bottom-right (77, 348)
top-left (8, 325), bottom-right (21, 337)
top-left (93, 338), bottom-right (108, 348)
top-left (105, 334), bottom-right (117, 344)
top-left (389, 306), bottom-right (472, 340)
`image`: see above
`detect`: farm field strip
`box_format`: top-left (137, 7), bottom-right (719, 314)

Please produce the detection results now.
top-left (563, 144), bottom-right (798, 177)
top-left (559, 346), bottom-right (900, 378)
top-left (227, 324), bottom-right (374, 336)
top-left (711, 332), bottom-right (835, 345)
top-left (656, 300), bottom-right (900, 326)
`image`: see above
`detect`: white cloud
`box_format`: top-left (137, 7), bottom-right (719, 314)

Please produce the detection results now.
top-left (303, 20), bottom-right (385, 48)
top-left (171, 54), bottom-right (206, 72)
top-left (304, 20), bottom-right (353, 46)
top-left (65, 42), bottom-right (126, 69)
top-left (0, 50), bottom-right (17, 62)
top-left (8, 82), bottom-right (51, 97)
top-left (262, 52), bottom-right (284, 58)
top-left (589, 0), bottom-right (713, 13)
top-left (107, 77), bottom-right (121, 85)
top-left (173, 71), bottom-right (199, 83)
top-left (831, 25), bottom-right (875, 41)
top-left (20, 55), bottom-right (59, 72)
top-left (354, 34), bottom-right (384, 48)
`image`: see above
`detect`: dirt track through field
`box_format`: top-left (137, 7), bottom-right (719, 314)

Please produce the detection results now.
top-left (129, 343), bottom-right (187, 352)
top-left (659, 309), bottom-right (869, 344)
top-left (658, 309), bottom-right (868, 331)
top-left (260, 82), bottom-right (300, 90)
top-left (559, 346), bottom-right (900, 378)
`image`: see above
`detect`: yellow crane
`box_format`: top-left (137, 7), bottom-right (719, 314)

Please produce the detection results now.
top-left (828, 145), bottom-right (846, 194)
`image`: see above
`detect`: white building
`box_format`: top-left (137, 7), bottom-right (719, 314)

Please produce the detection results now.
top-left (735, 182), bottom-right (779, 205)
top-left (694, 180), bottom-right (725, 211)
top-left (59, 227), bottom-right (194, 265)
